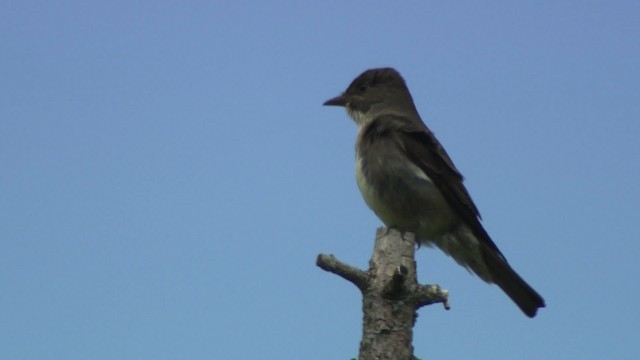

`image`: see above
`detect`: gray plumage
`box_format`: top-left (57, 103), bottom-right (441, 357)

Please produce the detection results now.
top-left (324, 68), bottom-right (545, 317)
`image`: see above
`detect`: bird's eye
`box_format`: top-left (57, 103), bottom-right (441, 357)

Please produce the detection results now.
top-left (358, 84), bottom-right (368, 93)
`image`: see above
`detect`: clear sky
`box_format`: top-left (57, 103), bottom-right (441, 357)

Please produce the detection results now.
top-left (2, 1), bottom-right (639, 359)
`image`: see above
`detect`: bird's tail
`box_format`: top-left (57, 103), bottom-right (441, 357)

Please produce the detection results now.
top-left (482, 246), bottom-right (545, 317)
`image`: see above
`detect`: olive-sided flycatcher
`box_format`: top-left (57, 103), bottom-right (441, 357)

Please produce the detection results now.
top-left (323, 68), bottom-right (545, 317)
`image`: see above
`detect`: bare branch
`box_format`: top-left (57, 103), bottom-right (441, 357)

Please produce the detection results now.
top-left (317, 227), bottom-right (450, 359)
top-left (316, 254), bottom-right (369, 291)
top-left (412, 284), bottom-right (450, 310)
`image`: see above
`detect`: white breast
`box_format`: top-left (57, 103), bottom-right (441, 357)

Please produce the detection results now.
top-left (355, 154), bottom-right (377, 210)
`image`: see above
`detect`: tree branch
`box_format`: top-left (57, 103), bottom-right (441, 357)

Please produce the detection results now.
top-left (316, 254), bottom-right (369, 292)
top-left (316, 227), bottom-right (450, 360)
top-left (411, 284), bottom-right (450, 310)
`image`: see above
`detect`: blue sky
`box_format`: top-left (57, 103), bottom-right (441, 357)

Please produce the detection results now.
top-left (2, 1), bottom-right (639, 359)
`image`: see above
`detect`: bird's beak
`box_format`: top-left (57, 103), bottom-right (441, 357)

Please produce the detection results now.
top-left (323, 94), bottom-right (347, 107)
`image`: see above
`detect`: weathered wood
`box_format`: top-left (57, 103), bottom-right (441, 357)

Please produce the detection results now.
top-left (317, 227), bottom-right (449, 360)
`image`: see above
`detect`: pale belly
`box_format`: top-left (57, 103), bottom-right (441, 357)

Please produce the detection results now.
top-left (355, 155), bottom-right (458, 241)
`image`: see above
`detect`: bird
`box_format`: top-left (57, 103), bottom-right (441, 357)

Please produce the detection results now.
top-left (323, 67), bottom-right (545, 317)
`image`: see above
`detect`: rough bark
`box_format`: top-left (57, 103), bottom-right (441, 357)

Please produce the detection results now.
top-left (317, 227), bottom-right (449, 360)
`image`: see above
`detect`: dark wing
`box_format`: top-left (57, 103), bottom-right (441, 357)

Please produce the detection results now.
top-left (377, 114), bottom-right (505, 258)
top-left (370, 114), bottom-right (545, 317)
top-left (371, 114), bottom-right (545, 316)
